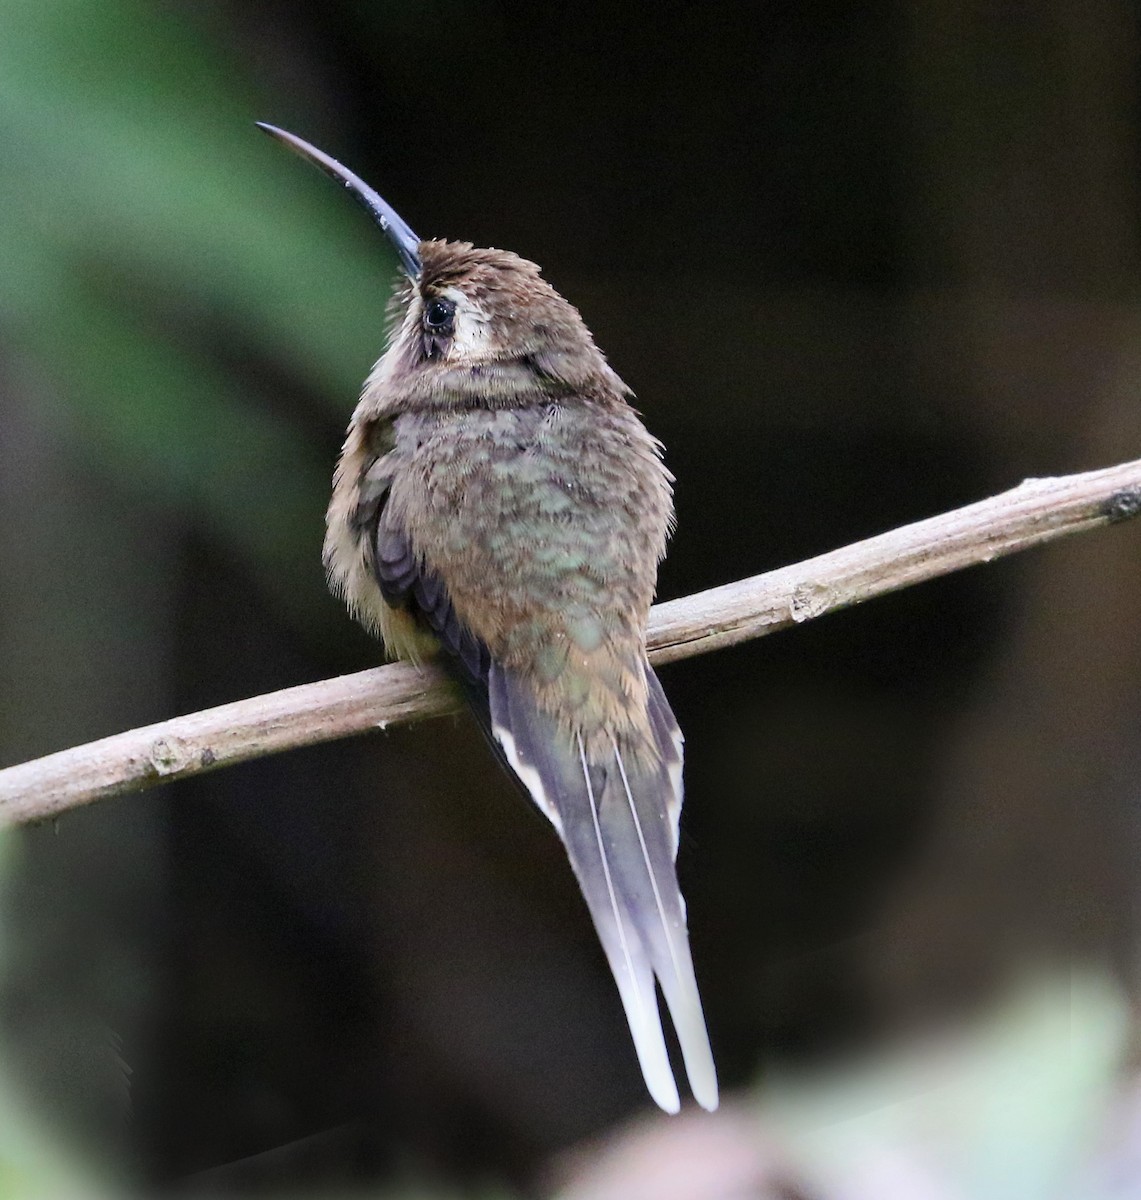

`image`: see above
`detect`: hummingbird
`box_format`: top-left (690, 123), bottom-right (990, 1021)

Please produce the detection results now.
top-left (257, 123), bottom-right (718, 1114)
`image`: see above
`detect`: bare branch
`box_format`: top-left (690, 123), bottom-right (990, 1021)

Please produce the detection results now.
top-left (1, 459), bottom-right (1139, 826)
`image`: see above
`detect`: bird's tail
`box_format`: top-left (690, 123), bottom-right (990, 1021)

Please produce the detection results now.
top-left (488, 664), bottom-right (717, 1113)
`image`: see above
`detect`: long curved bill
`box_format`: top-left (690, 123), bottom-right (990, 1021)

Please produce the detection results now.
top-left (256, 122), bottom-right (422, 279)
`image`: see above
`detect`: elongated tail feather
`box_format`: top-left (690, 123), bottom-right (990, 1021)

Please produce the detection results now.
top-left (489, 664), bottom-right (718, 1113)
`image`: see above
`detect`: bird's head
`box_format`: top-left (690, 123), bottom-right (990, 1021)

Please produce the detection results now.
top-left (258, 124), bottom-right (622, 409)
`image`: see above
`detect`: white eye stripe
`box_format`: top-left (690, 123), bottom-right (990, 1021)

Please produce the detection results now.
top-left (432, 289), bottom-right (493, 359)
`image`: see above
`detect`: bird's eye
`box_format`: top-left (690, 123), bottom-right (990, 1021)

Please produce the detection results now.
top-left (424, 296), bottom-right (456, 333)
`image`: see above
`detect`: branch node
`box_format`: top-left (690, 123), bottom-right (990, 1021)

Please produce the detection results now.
top-left (148, 736), bottom-right (193, 777)
top-left (1103, 488), bottom-right (1141, 524)
top-left (789, 581), bottom-right (834, 623)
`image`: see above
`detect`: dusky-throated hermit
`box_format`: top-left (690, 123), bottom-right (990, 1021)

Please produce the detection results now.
top-left (258, 123), bottom-right (717, 1113)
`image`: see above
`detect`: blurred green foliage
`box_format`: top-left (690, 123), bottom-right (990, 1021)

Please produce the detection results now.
top-left (759, 970), bottom-right (1130, 1200)
top-left (0, 0), bottom-right (404, 630)
top-left (0, 831), bottom-right (109, 1199)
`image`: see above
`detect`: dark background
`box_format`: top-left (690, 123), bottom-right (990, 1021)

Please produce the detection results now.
top-left (1, 1), bottom-right (1139, 1194)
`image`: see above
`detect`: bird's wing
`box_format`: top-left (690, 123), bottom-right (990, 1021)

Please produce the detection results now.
top-left (360, 471), bottom-right (489, 686)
